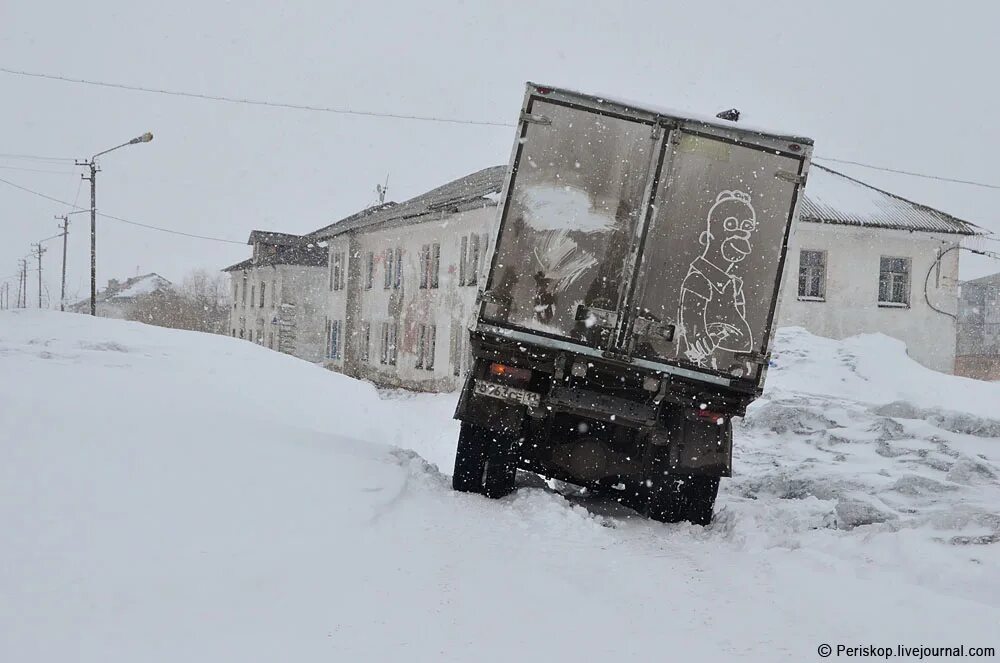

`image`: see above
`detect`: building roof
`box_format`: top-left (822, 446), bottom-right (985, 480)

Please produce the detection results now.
top-left (313, 166), bottom-right (505, 240)
top-left (962, 271), bottom-right (1000, 287)
top-left (69, 273), bottom-right (172, 310)
top-left (247, 231), bottom-right (308, 247)
top-left (311, 163), bottom-right (982, 241)
top-left (799, 165), bottom-right (983, 236)
top-left (222, 231), bottom-right (328, 272)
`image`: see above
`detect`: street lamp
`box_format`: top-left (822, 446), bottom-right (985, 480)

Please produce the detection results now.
top-left (77, 132), bottom-right (154, 316)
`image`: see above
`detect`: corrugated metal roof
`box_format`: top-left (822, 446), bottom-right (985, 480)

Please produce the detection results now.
top-left (309, 162), bottom-right (983, 243)
top-left (800, 165), bottom-right (983, 235)
top-left (313, 166), bottom-right (505, 239)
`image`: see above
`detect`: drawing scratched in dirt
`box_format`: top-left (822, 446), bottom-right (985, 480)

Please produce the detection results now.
top-left (677, 190), bottom-right (758, 368)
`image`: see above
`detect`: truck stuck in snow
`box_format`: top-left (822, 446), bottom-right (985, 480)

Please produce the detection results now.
top-left (453, 83), bottom-right (813, 524)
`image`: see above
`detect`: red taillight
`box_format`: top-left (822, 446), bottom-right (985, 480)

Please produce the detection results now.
top-left (489, 362), bottom-right (532, 383)
top-left (694, 409), bottom-right (727, 425)
top-left (535, 86), bottom-right (553, 95)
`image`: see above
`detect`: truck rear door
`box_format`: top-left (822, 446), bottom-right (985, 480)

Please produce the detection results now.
top-left (623, 129), bottom-right (806, 387)
top-left (480, 98), bottom-right (658, 351)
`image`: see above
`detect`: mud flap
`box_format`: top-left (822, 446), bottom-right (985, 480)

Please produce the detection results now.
top-left (662, 409), bottom-right (733, 477)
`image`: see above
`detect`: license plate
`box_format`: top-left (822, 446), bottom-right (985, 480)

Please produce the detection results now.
top-left (473, 380), bottom-right (542, 408)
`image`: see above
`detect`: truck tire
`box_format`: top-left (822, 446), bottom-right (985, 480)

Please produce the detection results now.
top-left (452, 423), bottom-right (518, 498)
top-left (646, 474), bottom-right (720, 526)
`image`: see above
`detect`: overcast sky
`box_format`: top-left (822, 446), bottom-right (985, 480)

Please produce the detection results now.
top-left (2, 0), bottom-right (998, 305)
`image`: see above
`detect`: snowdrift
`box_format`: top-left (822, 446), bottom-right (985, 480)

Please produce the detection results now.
top-left (1, 311), bottom-right (997, 662)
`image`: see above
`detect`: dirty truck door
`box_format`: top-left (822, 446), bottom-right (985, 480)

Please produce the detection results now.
top-left (481, 99), bottom-right (656, 350)
top-left (627, 131), bottom-right (804, 384)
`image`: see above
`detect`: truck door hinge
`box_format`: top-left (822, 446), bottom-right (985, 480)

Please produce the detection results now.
top-left (651, 123), bottom-right (663, 140)
top-left (520, 112), bottom-right (551, 126)
top-left (775, 170), bottom-right (806, 185)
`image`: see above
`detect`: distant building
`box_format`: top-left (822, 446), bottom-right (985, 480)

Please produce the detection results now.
top-left (777, 165), bottom-right (983, 373)
top-left (222, 163), bottom-right (983, 387)
top-left (222, 231), bottom-right (328, 361)
top-left (955, 271), bottom-right (1000, 380)
top-left (69, 273), bottom-right (172, 319)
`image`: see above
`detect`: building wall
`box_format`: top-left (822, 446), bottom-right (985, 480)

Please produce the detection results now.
top-left (312, 211), bottom-right (964, 388)
top-left (228, 263), bottom-right (327, 362)
top-left (955, 274), bottom-right (1000, 380)
top-left (777, 223), bottom-right (962, 373)
top-left (322, 205), bottom-right (496, 390)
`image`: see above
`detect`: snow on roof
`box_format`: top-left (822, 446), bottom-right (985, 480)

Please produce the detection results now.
top-left (69, 273), bottom-right (173, 310)
top-left (800, 165), bottom-right (982, 235)
top-left (109, 273), bottom-right (171, 300)
top-left (314, 166), bottom-right (505, 240)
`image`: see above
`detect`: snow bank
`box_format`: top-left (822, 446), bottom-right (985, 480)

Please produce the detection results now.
top-left (1, 311), bottom-right (998, 662)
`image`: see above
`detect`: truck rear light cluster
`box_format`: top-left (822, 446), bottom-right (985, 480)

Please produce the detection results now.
top-left (694, 407), bottom-right (727, 426)
top-left (489, 362), bottom-right (532, 384)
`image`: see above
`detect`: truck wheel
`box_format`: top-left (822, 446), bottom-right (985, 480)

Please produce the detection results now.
top-left (647, 474), bottom-right (720, 526)
top-left (452, 423), bottom-right (518, 498)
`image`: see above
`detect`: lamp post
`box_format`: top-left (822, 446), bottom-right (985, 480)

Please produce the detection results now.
top-left (76, 132), bottom-right (153, 316)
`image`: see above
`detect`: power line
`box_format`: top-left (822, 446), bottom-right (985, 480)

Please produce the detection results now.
top-left (4, 65), bottom-right (1000, 190)
top-left (813, 156), bottom-right (1000, 190)
top-left (0, 152), bottom-right (76, 163)
top-left (0, 175), bottom-right (245, 245)
top-left (0, 164), bottom-right (76, 175)
top-left (0, 66), bottom-right (513, 128)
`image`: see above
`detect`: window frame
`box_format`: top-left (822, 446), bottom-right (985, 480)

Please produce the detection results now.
top-left (360, 321), bottom-right (371, 362)
top-left (365, 252), bottom-right (374, 290)
top-left (878, 255), bottom-right (912, 308)
top-left (797, 249), bottom-right (827, 302)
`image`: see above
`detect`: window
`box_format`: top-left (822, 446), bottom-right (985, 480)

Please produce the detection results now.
top-left (416, 324), bottom-right (436, 371)
top-left (797, 250), bottom-right (826, 300)
top-left (271, 280), bottom-right (277, 307)
top-left (459, 236), bottom-right (468, 285)
top-left (233, 281), bottom-right (238, 302)
top-left (232, 328), bottom-right (236, 337)
top-left (250, 284), bottom-right (255, 308)
top-left (331, 253), bottom-right (345, 291)
top-left (268, 332), bottom-right (273, 349)
top-left (259, 282), bottom-right (266, 308)
top-left (241, 277), bottom-right (247, 306)
top-left (451, 322), bottom-right (468, 376)
top-left (364, 252), bottom-right (374, 290)
top-left (394, 247), bottom-right (403, 288)
top-left (384, 248), bottom-right (394, 289)
top-left (360, 321), bottom-right (371, 362)
top-left (879, 256), bottom-right (911, 306)
top-left (239, 329), bottom-right (244, 339)
top-left (459, 235), bottom-right (480, 286)
top-left (326, 319), bottom-right (342, 360)
top-left (468, 234), bottom-right (480, 286)
top-left (420, 243), bottom-right (440, 289)
top-left (380, 321), bottom-right (397, 366)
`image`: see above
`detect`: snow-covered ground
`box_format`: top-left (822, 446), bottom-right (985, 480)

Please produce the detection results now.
top-left (1, 311), bottom-right (998, 661)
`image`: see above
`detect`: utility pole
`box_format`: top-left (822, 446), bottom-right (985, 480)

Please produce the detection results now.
top-left (17, 258), bottom-right (27, 308)
top-left (31, 243), bottom-right (47, 308)
top-left (76, 159), bottom-right (99, 316)
top-left (55, 215), bottom-right (70, 311)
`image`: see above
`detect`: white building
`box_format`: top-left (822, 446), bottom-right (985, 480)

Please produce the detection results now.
top-left (223, 163), bottom-right (981, 384)
top-left (312, 167), bottom-right (502, 390)
top-left (69, 273), bottom-right (172, 319)
top-left (778, 165), bottom-right (982, 373)
top-left (223, 231), bottom-right (329, 361)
